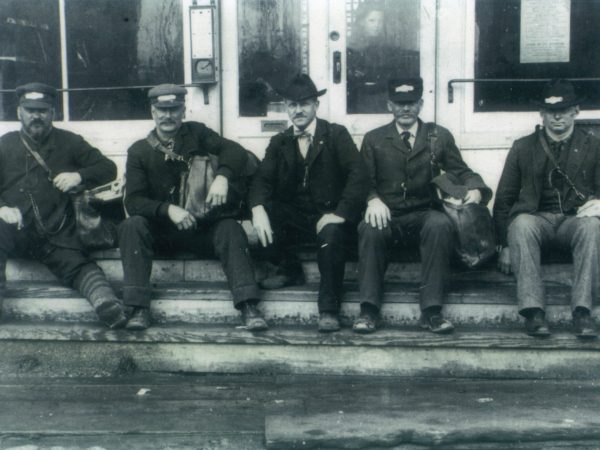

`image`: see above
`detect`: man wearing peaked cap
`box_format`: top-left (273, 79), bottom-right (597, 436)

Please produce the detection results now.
top-left (357, 77), bottom-right (491, 334)
top-left (494, 79), bottom-right (600, 338)
top-left (249, 73), bottom-right (370, 332)
top-left (0, 82), bottom-right (127, 328)
top-left (119, 83), bottom-right (268, 331)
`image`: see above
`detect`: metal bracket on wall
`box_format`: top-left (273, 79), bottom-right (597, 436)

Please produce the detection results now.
top-left (447, 78), bottom-right (600, 103)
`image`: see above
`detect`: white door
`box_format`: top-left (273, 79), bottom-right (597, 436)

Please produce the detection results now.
top-left (221, 0), bottom-right (437, 156)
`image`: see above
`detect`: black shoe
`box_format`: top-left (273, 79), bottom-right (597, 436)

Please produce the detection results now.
top-left (419, 313), bottom-right (454, 334)
top-left (125, 307), bottom-right (151, 331)
top-left (259, 272), bottom-right (306, 290)
top-left (94, 298), bottom-right (127, 329)
top-left (318, 312), bottom-right (341, 332)
top-left (524, 309), bottom-right (550, 337)
top-left (241, 302), bottom-right (268, 331)
top-left (573, 308), bottom-right (597, 339)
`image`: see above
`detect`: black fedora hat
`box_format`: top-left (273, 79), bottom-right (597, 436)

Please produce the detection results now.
top-left (276, 73), bottom-right (326, 102)
top-left (533, 79), bottom-right (584, 110)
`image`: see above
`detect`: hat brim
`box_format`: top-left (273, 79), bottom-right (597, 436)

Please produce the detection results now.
top-left (152, 101), bottom-right (185, 108)
top-left (19, 99), bottom-right (53, 109)
top-left (277, 88), bottom-right (327, 102)
top-left (532, 96), bottom-right (585, 110)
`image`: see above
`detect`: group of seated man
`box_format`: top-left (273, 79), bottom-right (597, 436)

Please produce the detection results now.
top-left (1, 76), bottom-right (599, 339)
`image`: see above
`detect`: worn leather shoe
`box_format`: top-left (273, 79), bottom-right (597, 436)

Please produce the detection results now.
top-left (259, 273), bottom-right (306, 290)
top-left (573, 308), bottom-right (597, 339)
top-left (94, 298), bottom-right (127, 329)
top-left (419, 313), bottom-right (454, 334)
top-left (241, 302), bottom-right (268, 331)
top-left (318, 312), bottom-right (341, 332)
top-left (524, 309), bottom-right (550, 337)
top-left (125, 307), bottom-right (151, 331)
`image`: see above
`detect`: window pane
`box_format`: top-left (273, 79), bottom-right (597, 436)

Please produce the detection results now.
top-left (346, 0), bottom-right (420, 114)
top-left (238, 0), bottom-right (309, 117)
top-left (65, 0), bottom-right (183, 120)
top-left (475, 0), bottom-right (600, 112)
top-left (0, 0), bottom-right (62, 121)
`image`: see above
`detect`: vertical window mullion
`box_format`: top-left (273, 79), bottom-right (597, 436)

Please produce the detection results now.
top-left (58, 0), bottom-right (69, 121)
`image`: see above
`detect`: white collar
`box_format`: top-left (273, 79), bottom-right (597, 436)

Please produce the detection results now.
top-left (395, 121), bottom-right (418, 138)
top-left (294, 118), bottom-right (317, 137)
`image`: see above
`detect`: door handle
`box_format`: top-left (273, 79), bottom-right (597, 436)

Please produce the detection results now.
top-left (333, 51), bottom-right (342, 84)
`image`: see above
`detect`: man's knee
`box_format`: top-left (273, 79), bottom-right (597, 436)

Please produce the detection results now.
top-left (119, 216), bottom-right (150, 240)
top-left (0, 220), bottom-right (18, 255)
top-left (358, 220), bottom-right (390, 246)
top-left (572, 217), bottom-right (600, 241)
top-left (317, 223), bottom-right (346, 246)
top-left (213, 219), bottom-right (247, 246)
top-left (508, 214), bottom-right (542, 244)
top-left (421, 210), bottom-right (453, 238)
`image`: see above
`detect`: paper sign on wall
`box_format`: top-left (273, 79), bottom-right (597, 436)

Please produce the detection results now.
top-left (520, 0), bottom-right (571, 64)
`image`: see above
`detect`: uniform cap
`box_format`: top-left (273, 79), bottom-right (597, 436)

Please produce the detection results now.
top-left (148, 84), bottom-right (188, 107)
top-left (15, 82), bottom-right (57, 109)
top-left (388, 77), bottom-right (423, 103)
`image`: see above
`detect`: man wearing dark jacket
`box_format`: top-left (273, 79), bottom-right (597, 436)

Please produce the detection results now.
top-left (494, 79), bottom-right (600, 338)
top-left (120, 84), bottom-right (266, 331)
top-left (357, 77), bottom-right (491, 334)
top-left (0, 83), bottom-right (127, 328)
top-left (249, 74), bottom-right (369, 332)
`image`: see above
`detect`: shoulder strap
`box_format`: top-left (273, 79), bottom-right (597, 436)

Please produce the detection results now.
top-left (145, 131), bottom-right (186, 163)
top-left (20, 135), bottom-right (52, 175)
top-left (425, 123), bottom-right (440, 177)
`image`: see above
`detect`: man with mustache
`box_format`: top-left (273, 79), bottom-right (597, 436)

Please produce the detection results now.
top-left (0, 82), bottom-right (127, 328)
top-left (249, 74), bottom-right (369, 332)
top-left (356, 77), bottom-right (491, 334)
top-left (119, 84), bottom-right (266, 331)
top-left (494, 79), bottom-right (600, 338)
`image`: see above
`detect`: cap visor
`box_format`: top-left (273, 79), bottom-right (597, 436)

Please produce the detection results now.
top-left (153, 101), bottom-right (185, 108)
top-left (19, 100), bottom-right (53, 109)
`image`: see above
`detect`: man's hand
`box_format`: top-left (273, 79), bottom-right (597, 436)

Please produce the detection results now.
top-left (365, 197), bottom-right (391, 230)
top-left (53, 172), bottom-right (82, 193)
top-left (577, 199), bottom-right (600, 218)
top-left (463, 189), bottom-right (482, 205)
top-left (497, 247), bottom-right (511, 274)
top-left (206, 175), bottom-right (229, 207)
top-left (252, 205), bottom-right (273, 247)
top-left (0, 206), bottom-right (23, 229)
top-left (167, 204), bottom-right (197, 230)
top-left (316, 213), bottom-right (345, 234)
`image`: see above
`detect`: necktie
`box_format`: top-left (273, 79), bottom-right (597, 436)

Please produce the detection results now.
top-left (295, 130), bottom-right (312, 159)
top-left (401, 131), bottom-right (412, 151)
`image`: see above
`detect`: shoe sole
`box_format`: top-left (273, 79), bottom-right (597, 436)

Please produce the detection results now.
top-left (125, 322), bottom-right (149, 331)
top-left (95, 302), bottom-right (127, 329)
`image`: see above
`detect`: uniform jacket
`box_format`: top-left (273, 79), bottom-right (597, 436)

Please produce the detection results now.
top-left (0, 128), bottom-right (116, 249)
top-left (248, 118), bottom-right (369, 223)
top-left (361, 119), bottom-right (491, 215)
top-left (493, 126), bottom-right (600, 246)
top-left (124, 121), bottom-right (250, 219)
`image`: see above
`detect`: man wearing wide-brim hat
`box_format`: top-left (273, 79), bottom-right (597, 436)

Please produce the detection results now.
top-left (494, 79), bottom-right (600, 338)
top-left (0, 82), bottom-right (127, 328)
top-left (248, 74), bottom-right (369, 332)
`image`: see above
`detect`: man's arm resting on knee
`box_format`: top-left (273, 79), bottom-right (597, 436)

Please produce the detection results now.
top-left (251, 205), bottom-right (273, 247)
top-left (364, 197), bottom-right (390, 230)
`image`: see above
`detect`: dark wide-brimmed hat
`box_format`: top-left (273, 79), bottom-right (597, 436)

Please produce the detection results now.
top-left (388, 77), bottom-right (423, 103)
top-left (276, 74), bottom-right (326, 102)
top-left (533, 79), bottom-right (584, 110)
top-left (15, 82), bottom-right (57, 109)
top-left (148, 84), bottom-right (188, 107)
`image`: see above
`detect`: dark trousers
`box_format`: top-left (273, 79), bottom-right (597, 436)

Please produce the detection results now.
top-left (265, 202), bottom-right (352, 314)
top-left (508, 212), bottom-right (600, 313)
top-left (119, 216), bottom-right (259, 309)
top-left (358, 209), bottom-right (455, 311)
top-left (0, 220), bottom-right (101, 301)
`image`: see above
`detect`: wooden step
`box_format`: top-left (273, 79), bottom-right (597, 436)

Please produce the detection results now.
top-left (1, 322), bottom-right (600, 379)
top-left (1, 280), bottom-right (587, 327)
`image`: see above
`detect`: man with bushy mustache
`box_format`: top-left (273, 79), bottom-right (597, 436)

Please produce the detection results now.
top-left (0, 82), bottom-right (127, 328)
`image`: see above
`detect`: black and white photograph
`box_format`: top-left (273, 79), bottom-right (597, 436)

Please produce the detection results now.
top-left (1, 0), bottom-right (600, 448)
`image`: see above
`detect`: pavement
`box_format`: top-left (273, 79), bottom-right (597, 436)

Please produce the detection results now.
top-left (2, 373), bottom-right (600, 449)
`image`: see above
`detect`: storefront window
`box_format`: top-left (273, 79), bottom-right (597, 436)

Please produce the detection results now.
top-left (346, 0), bottom-right (420, 114)
top-left (238, 0), bottom-right (309, 117)
top-left (475, 0), bottom-right (600, 112)
top-left (0, 0), bottom-right (62, 120)
top-left (65, 0), bottom-right (183, 120)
